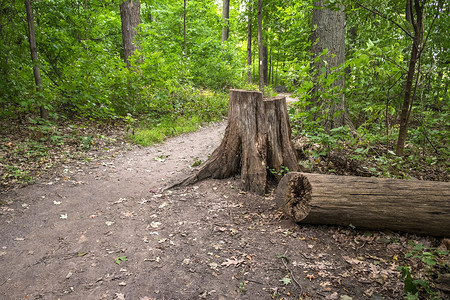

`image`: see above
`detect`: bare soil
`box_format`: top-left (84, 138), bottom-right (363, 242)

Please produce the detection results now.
top-left (0, 121), bottom-right (448, 300)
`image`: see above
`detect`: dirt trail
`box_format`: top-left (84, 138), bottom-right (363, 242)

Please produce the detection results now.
top-left (0, 121), bottom-right (442, 300)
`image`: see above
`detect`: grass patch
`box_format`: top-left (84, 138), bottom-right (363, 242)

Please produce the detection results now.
top-left (131, 115), bottom-right (204, 146)
top-left (130, 89), bottom-right (229, 146)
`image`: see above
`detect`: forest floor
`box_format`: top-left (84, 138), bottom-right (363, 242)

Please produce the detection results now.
top-left (0, 120), bottom-right (449, 300)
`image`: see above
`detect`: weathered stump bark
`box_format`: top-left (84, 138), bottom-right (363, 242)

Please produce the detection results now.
top-left (172, 89), bottom-right (299, 195)
top-left (276, 172), bottom-right (450, 236)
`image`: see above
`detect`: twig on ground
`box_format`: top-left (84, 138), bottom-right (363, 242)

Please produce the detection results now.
top-left (280, 250), bottom-right (302, 293)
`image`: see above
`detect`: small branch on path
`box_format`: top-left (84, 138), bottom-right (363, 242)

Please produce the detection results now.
top-left (280, 251), bottom-right (302, 292)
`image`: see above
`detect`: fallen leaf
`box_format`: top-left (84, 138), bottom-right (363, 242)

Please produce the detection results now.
top-left (113, 198), bottom-right (126, 204)
top-left (306, 274), bottom-right (316, 281)
top-left (280, 277), bottom-right (291, 285)
top-left (343, 256), bottom-right (363, 265)
top-left (209, 262), bottom-right (218, 270)
top-left (221, 258), bottom-right (244, 267)
top-left (150, 221), bottom-right (161, 228)
top-left (122, 211), bottom-right (134, 217)
top-left (325, 292), bottom-right (339, 300)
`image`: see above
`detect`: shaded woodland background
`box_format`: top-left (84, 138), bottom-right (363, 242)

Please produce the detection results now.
top-left (0, 0), bottom-right (448, 185)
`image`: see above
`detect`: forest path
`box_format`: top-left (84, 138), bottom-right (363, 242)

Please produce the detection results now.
top-left (0, 120), bottom-right (434, 299)
top-left (278, 93), bottom-right (299, 104)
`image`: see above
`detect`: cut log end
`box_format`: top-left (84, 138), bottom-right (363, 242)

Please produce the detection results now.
top-left (275, 172), bottom-right (450, 237)
top-left (275, 172), bottom-right (311, 221)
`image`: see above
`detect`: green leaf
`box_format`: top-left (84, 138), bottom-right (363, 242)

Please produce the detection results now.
top-left (115, 255), bottom-right (128, 265)
top-left (413, 243), bottom-right (425, 251)
top-left (276, 253), bottom-right (290, 263)
top-left (280, 277), bottom-right (291, 285)
top-left (421, 256), bottom-right (436, 266)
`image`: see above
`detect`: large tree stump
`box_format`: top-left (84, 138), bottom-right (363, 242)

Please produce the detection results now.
top-left (276, 172), bottom-right (450, 236)
top-left (172, 89), bottom-right (299, 195)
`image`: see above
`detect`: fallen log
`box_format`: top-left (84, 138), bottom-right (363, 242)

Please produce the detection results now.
top-left (275, 172), bottom-right (450, 236)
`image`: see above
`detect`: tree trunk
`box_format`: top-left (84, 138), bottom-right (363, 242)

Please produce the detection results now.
top-left (222, 0), bottom-right (230, 42)
top-left (25, 0), bottom-right (48, 119)
top-left (257, 0), bottom-right (264, 93)
top-left (396, 0), bottom-right (424, 156)
top-left (275, 52), bottom-right (279, 86)
top-left (263, 32), bottom-right (268, 85)
top-left (170, 89), bottom-right (299, 195)
top-left (276, 172), bottom-right (450, 237)
top-left (183, 0), bottom-right (187, 57)
top-left (269, 47), bottom-right (273, 85)
top-left (311, 1), bottom-right (352, 130)
top-left (120, 0), bottom-right (141, 68)
top-left (247, 2), bottom-right (252, 83)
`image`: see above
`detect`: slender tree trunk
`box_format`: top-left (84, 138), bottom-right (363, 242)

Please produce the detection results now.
top-left (222, 0), bottom-right (230, 42)
top-left (252, 47), bottom-right (255, 81)
top-left (183, 0), bottom-right (187, 57)
top-left (247, 2), bottom-right (252, 83)
top-left (275, 52), bottom-right (279, 86)
top-left (311, 1), bottom-right (352, 130)
top-left (396, 0), bottom-right (424, 156)
top-left (269, 47), bottom-right (273, 85)
top-left (263, 28), bottom-right (268, 85)
top-left (25, 0), bottom-right (48, 119)
top-left (120, 0), bottom-right (141, 69)
top-left (257, 0), bottom-right (264, 93)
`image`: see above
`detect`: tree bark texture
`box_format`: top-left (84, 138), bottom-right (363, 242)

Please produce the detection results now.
top-left (222, 0), bottom-right (230, 42)
top-left (172, 89), bottom-right (299, 195)
top-left (25, 0), bottom-right (48, 119)
top-left (276, 172), bottom-right (450, 236)
top-left (183, 0), bottom-right (187, 57)
top-left (263, 43), bottom-right (268, 85)
top-left (247, 2), bottom-right (252, 83)
top-left (257, 0), bottom-right (264, 93)
top-left (120, 0), bottom-right (141, 68)
top-left (396, 0), bottom-right (424, 156)
top-left (311, 1), bottom-right (351, 130)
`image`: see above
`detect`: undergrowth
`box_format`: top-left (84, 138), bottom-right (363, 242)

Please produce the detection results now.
top-left (127, 90), bottom-right (228, 146)
top-left (0, 89), bottom-right (228, 190)
top-left (289, 101), bottom-right (449, 181)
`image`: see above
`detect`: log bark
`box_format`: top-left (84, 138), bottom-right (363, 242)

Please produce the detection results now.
top-left (276, 172), bottom-right (450, 236)
top-left (171, 89), bottom-right (299, 195)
